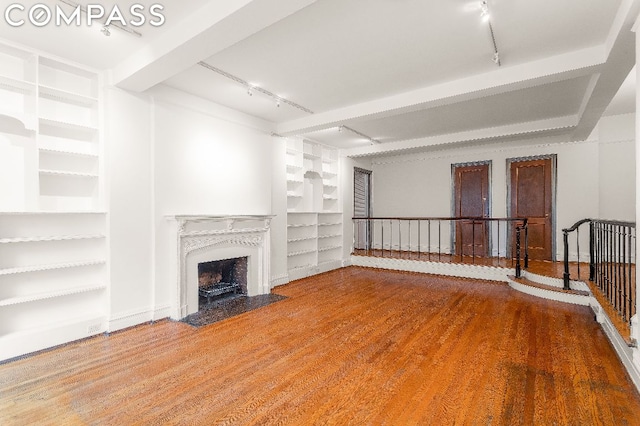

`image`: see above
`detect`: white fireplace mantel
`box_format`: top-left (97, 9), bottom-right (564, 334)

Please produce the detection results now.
top-left (166, 215), bottom-right (275, 319)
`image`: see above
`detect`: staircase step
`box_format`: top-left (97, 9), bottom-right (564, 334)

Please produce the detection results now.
top-left (507, 275), bottom-right (591, 306)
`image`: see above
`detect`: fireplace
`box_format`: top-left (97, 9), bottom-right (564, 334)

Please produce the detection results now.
top-left (167, 215), bottom-right (273, 319)
top-left (198, 256), bottom-right (248, 304)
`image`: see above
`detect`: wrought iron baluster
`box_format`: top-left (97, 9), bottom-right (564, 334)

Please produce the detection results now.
top-left (576, 227), bottom-right (580, 279)
top-left (629, 229), bottom-right (633, 321)
top-left (472, 219), bottom-right (476, 263)
top-left (418, 220), bottom-right (421, 258)
top-left (622, 225), bottom-right (628, 321)
top-left (515, 226), bottom-right (521, 278)
top-left (381, 220), bottom-right (385, 256)
top-left (438, 220), bottom-right (441, 260)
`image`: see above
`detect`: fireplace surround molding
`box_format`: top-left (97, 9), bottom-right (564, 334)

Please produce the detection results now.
top-left (166, 215), bottom-right (274, 319)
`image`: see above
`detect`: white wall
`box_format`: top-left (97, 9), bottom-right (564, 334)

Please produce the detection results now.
top-left (104, 87), bottom-right (154, 330)
top-left (150, 87), bottom-right (276, 311)
top-left (270, 136), bottom-right (288, 286)
top-left (598, 113), bottom-right (636, 221)
top-left (368, 136), bottom-right (606, 260)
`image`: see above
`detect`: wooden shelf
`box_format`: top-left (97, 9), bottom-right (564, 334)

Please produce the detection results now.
top-left (288, 249), bottom-right (317, 257)
top-left (318, 245), bottom-right (342, 252)
top-left (39, 118), bottom-right (98, 133)
top-left (288, 237), bottom-right (316, 243)
top-left (0, 284), bottom-right (106, 307)
top-left (0, 234), bottom-right (104, 244)
top-left (39, 147), bottom-right (99, 158)
top-left (0, 259), bottom-right (105, 276)
top-left (0, 75), bottom-right (35, 93)
top-left (318, 234), bottom-right (341, 239)
top-left (287, 223), bottom-right (316, 228)
top-left (39, 169), bottom-right (98, 178)
top-left (39, 85), bottom-right (98, 107)
top-left (0, 211), bottom-right (106, 215)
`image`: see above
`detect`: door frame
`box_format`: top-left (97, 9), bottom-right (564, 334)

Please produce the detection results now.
top-left (450, 160), bottom-right (492, 255)
top-left (506, 154), bottom-right (557, 261)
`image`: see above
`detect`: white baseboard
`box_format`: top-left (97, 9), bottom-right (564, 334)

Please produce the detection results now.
top-left (351, 255), bottom-right (511, 282)
top-left (271, 273), bottom-right (289, 288)
top-left (590, 300), bottom-right (640, 393)
top-left (108, 309), bottom-right (154, 333)
top-left (152, 305), bottom-right (172, 322)
top-left (0, 315), bottom-right (106, 362)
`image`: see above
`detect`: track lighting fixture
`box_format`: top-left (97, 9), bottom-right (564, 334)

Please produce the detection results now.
top-left (480, 1), bottom-right (489, 21)
top-left (479, 0), bottom-right (501, 67)
top-left (57, 0), bottom-right (141, 37)
top-left (197, 61), bottom-right (381, 143)
top-left (340, 125), bottom-right (380, 144)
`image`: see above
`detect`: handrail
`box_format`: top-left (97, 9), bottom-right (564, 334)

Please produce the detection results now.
top-left (563, 218), bottom-right (636, 324)
top-left (352, 216), bottom-right (527, 222)
top-left (352, 216), bottom-right (528, 276)
top-left (562, 218), bottom-right (593, 233)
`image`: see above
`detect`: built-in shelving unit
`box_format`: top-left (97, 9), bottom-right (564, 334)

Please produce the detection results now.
top-left (287, 212), bottom-right (344, 280)
top-left (0, 39), bottom-right (105, 362)
top-left (0, 212), bottom-right (107, 360)
top-left (286, 137), bottom-right (343, 281)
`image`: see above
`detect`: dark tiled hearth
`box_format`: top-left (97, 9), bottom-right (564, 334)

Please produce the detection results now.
top-left (181, 294), bottom-right (287, 328)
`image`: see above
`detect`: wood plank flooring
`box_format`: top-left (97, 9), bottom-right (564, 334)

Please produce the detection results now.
top-left (1, 267), bottom-right (640, 425)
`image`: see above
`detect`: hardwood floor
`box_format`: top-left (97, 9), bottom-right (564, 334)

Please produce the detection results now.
top-left (2, 267), bottom-right (640, 425)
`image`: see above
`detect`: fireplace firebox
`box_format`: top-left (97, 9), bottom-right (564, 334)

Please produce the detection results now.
top-left (197, 257), bottom-right (248, 304)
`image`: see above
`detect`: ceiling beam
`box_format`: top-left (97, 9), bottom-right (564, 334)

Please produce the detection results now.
top-left (277, 47), bottom-right (605, 137)
top-left (343, 115), bottom-right (579, 158)
top-left (570, 0), bottom-right (640, 141)
top-left (112, 0), bottom-right (317, 92)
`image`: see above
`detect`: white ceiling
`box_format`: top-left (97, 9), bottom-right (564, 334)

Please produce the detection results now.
top-left (1, 0), bottom-right (637, 155)
top-left (0, 0), bottom-right (212, 69)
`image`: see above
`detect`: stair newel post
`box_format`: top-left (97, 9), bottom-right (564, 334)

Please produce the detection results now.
top-left (589, 220), bottom-right (595, 281)
top-left (515, 226), bottom-right (522, 278)
top-left (563, 228), bottom-right (571, 290)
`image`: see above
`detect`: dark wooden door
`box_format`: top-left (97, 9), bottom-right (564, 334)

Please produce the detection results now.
top-left (454, 164), bottom-right (489, 257)
top-left (510, 158), bottom-right (553, 260)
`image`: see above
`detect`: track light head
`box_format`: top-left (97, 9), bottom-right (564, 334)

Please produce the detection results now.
top-left (480, 1), bottom-right (490, 22)
top-left (101, 25), bottom-right (111, 36)
top-left (247, 87), bottom-right (253, 96)
top-left (275, 98), bottom-right (281, 108)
